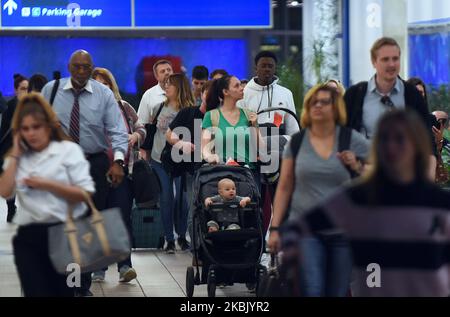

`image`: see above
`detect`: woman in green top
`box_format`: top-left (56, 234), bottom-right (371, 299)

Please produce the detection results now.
top-left (201, 75), bottom-right (264, 187)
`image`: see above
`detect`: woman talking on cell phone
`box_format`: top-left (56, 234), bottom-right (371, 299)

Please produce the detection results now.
top-left (0, 93), bottom-right (95, 297)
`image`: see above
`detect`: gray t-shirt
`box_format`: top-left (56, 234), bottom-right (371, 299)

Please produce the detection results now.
top-left (283, 126), bottom-right (370, 219)
top-left (151, 105), bottom-right (178, 163)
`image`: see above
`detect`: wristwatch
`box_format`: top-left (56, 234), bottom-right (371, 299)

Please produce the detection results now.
top-left (114, 159), bottom-right (125, 168)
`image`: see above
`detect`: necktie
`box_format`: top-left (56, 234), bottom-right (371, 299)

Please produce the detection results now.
top-left (69, 89), bottom-right (83, 143)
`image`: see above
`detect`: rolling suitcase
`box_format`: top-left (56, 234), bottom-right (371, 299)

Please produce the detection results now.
top-left (131, 206), bottom-right (165, 249)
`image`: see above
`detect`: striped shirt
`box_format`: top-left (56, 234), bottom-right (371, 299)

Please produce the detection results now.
top-left (284, 180), bottom-right (450, 297)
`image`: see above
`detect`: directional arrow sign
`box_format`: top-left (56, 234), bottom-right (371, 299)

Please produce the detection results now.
top-left (3, 0), bottom-right (18, 16)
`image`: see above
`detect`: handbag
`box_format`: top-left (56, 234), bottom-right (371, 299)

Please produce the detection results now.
top-left (48, 191), bottom-right (131, 274)
top-left (256, 254), bottom-right (300, 298)
top-left (161, 142), bottom-right (190, 178)
top-left (131, 158), bottom-right (161, 208)
top-left (140, 102), bottom-right (165, 151)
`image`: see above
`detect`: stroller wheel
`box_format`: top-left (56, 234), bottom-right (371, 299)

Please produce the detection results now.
top-left (186, 267), bottom-right (195, 298)
top-left (207, 270), bottom-right (216, 298)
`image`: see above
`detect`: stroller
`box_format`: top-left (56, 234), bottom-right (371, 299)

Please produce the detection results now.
top-left (186, 164), bottom-right (266, 297)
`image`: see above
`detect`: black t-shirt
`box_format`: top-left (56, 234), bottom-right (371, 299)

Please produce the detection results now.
top-left (168, 106), bottom-right (205, 173)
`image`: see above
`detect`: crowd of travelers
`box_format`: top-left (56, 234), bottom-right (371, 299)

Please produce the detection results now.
top-left (1, 36), bottom-right (450, 297)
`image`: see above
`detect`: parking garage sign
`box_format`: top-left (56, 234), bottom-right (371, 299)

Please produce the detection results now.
top-left (1, 0), bottom-right (132, 28)
top-left (1, 0), bottom-right (272, 29)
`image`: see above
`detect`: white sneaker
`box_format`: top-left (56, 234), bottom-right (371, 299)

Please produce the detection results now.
top-left (119, 266), bottom-right (137, 283)
top-left (92, 270), bottom-right (105, 282)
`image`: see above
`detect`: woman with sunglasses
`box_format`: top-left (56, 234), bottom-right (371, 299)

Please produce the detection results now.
top-left (284, 110), bottom-right (450, 297)
top-left (268, 84), bottom-right (370, 297)
top-left (151, 73), bottom-right (195, 254)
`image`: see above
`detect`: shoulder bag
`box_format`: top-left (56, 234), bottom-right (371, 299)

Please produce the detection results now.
top-left (48, 191), bottom-right (131, 274)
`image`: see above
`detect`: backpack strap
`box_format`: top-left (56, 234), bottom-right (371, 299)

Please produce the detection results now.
top-left (338, 126), bottom-right (352, 152)
top-left (241, 107), bottom-right (252, 122)
top-left (337, 126), bottom-right (360, 179)
top-left (210, 109), bottom-right (220, 128)
top-left (49, 79), bottom-right (60, 106)
top-left (290, 129), bottom-right (306, 160)
top-left (152, 102), bottom-right (165, 124)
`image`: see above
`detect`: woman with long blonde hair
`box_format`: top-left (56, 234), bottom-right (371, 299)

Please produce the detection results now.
top-left (92, 67), bottom-right (146, 283)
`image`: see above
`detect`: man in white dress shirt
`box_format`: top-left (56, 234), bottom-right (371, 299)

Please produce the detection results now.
top-left (137, 60), bottom-right (173, 125)
top-left (137, 60), bottom-right (173, 160)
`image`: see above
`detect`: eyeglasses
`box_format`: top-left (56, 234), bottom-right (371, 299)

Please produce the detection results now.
top-left (380, 96), bottom-right (395, 109)
top-left (438, 119), bottom-right (448, 127)
top-left (164, 81), bottom-right (174, 88)
top-left (311, 98), bottom-right (332, 107)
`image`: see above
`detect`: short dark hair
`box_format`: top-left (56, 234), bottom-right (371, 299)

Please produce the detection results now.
top-left (406, 77), bottom-right (426, 89)
top-left (28, 74), bottom-right (48, 93)
top-left (192, 65), bottom-right (209, 80)
top-left (153, 60), bottom-right (172, 74)
top-left (254, 51), bottom-right (278, 66)
top-left (210, 69), bottom-right (228, 80)
top-left (13, 74), bottom-right (28, 90)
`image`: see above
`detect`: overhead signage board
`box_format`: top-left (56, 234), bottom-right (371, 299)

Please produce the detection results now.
top-left (1, 0), bottom-right (132, 29)
top-left (134, 0), bottom-right (272, 29)
top-left (1, 0), bottom-right (272, 29)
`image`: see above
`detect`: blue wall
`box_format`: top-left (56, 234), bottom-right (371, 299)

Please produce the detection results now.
top-left (409, 31), bottom-right (450, 86)
top-left (0, 36), bottom-right (248, 96)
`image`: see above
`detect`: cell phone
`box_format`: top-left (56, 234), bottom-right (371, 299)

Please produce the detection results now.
top-left (431, 115), bottom-right (441, 130)
top-left (19, 139), bottom-right (30, 151)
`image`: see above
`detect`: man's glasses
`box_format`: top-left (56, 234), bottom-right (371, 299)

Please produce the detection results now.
top-left (380, 96), bottom-right (395, 109)
top-left (438, 119), bottom-right (448, 128)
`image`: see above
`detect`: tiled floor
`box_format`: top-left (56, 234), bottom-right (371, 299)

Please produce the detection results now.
top-left (0, 198), bottom-right (253, 297)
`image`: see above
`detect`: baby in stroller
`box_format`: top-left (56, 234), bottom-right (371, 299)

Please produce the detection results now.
top-left (204, 178), bottom-right (251, 232)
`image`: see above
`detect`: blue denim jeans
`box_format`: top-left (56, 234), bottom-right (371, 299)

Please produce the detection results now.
top-left (299, 235), bottom-right (352, 297)
top-left (151, 160), bottom-right (188, 243)
top-left (174, 173), bottom-right (189, 240)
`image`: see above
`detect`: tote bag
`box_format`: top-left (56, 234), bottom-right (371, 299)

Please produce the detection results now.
top-left (48, 191), bottom-right (131, 274)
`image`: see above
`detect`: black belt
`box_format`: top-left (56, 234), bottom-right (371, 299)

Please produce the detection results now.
top-left (85, 151), bottom-right (106, 160)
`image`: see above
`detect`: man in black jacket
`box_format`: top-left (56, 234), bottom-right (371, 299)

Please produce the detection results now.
top-left (344, 37), bottom-right (437, 178)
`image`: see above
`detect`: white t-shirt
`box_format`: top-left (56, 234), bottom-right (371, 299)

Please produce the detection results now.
top-left (3, 140), bottom-right (95, 226)
top-left (137, 84), bottom-right (167, 125)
